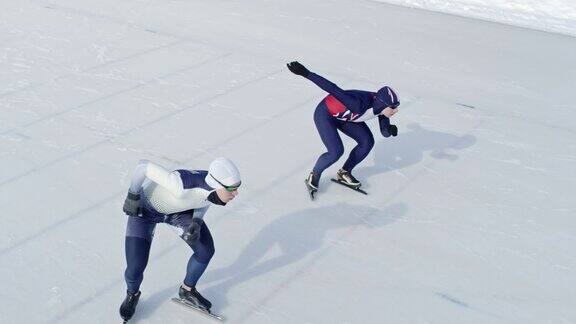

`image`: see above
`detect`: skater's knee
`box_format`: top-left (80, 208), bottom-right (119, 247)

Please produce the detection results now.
top-left (205, 244), bottom-right (215, 261)
top-left (193, 253), bottom-right (213, 264)
top-left (366, 136), bottom-right (375, 149)
top-left (355, 135), bottom-right (374, 155)
top-left (194, 245), bottom-right (215, 264)
top-left (125, 237), bottom-right (151, 276)
top-left (360, 138), bottom-right (374, 153)
top-left (361, 132), bottom-right (375, 148)
top-left (328, 146), bottom-right (344, 161)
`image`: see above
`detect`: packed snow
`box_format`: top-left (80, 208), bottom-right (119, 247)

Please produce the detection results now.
top-left (374, 0), bottom-right (576, 37)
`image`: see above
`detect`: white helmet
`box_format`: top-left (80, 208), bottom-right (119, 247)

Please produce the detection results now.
top-left (205, 157), bottom-right (241, 189)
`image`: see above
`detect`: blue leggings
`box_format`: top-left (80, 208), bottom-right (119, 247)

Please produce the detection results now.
top-left (313, 103), bottom-right (375, 176)
top-left (124, 209), bottom-right (214, 293)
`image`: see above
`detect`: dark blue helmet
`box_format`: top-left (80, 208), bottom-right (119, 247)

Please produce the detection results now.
top-left (373, 86), bottom-right (400, 113)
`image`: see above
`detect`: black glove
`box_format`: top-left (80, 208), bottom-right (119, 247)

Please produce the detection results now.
top-left (181, 218), bottom-right (203, 244)
top-left (287, 61), bottom-right (310, 77)
top-left (388, 124), bottom-right (398, 137)
top-left (123, 192), bottom-right (141, 217)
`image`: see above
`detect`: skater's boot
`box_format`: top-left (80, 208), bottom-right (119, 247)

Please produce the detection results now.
top-left (119, 290), bottom-right (141, 322)
top-left (306, 172), bottom-right (319, 191)
top-left (179, 285), bottom-right (212, 310)
top-left (337, 169), bottom-right (361, 187)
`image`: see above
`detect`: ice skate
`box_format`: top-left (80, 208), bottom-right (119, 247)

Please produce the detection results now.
top-left (119, 290), bottom-right (141, 323)
top-left (178, 285), bottom-right (212, 310)
top-left (336, 169), bottom-right (361, 188)
top-left (305, 172), bottom-right (319, 200)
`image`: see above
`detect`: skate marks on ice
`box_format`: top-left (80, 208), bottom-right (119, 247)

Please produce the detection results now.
top-left (0, 62), bottom-right (278, 189)
top-left (435, 292), bottom-right (505, 320)
top-left (356, 123), bottom-right (477, 187)
top-left (455, 103), bottom-right (477, 109)
top-left (200, 203), bottom-right (407, 312)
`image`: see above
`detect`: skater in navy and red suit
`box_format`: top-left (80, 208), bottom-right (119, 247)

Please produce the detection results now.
top-left (287, 61), bottom-right (400, 197)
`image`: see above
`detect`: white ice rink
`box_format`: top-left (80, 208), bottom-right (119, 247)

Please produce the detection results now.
top-left (1, 1), bottom-right (575, 323)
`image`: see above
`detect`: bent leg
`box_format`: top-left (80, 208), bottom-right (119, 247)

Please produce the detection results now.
top-left (312, 104), bottom-right (344, 176)
top-left (124, 217), bottom-right (156, 293)
top-left (183, 222), bottom-right (215, 287)
top-left (340, 122), bottom-right (375, 172)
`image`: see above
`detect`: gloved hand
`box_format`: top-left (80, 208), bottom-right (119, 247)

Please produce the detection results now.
top-left (388, 124), bottom-right (398, 137)
top-left (123, 192), bottom-right (141, 217)
top-left (287, 61), bottom-right (310, 77)
top-left (181, 218), bottom-right (203, 244)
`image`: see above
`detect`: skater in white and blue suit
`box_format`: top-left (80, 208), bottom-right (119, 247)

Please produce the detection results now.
top-left (119, 158), bottom-right (241, 322)
top-left (287, 61), bottom-right (400, 196)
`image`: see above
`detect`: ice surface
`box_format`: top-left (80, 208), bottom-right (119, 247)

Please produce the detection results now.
top-left (1, 1), bottom-right (575, 323)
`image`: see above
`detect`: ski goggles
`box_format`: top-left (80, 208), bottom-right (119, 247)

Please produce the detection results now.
top-left (210, 174), bottom-right (241, 192)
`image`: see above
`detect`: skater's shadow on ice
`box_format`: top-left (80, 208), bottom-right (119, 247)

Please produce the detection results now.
top-left (132, 284), bottom-right (180, 322)
top-left (201, 202), bottom-right (406, 311)
top-left (357, 123), bottom-right (476, 186)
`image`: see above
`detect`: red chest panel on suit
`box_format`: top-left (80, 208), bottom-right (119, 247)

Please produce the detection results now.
top-left (325, 95), bottom-right (346, 115)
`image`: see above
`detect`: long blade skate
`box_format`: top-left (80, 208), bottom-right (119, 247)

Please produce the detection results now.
top-left (330, 178), bottom-right (368, 195)
top-left (305, 179), bottom-right (317, 201)
top-left (171, 297), bottom-right (224, 321)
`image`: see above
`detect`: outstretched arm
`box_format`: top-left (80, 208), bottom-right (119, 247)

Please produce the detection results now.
top-left (287, 61), bottom-right (357, 108)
